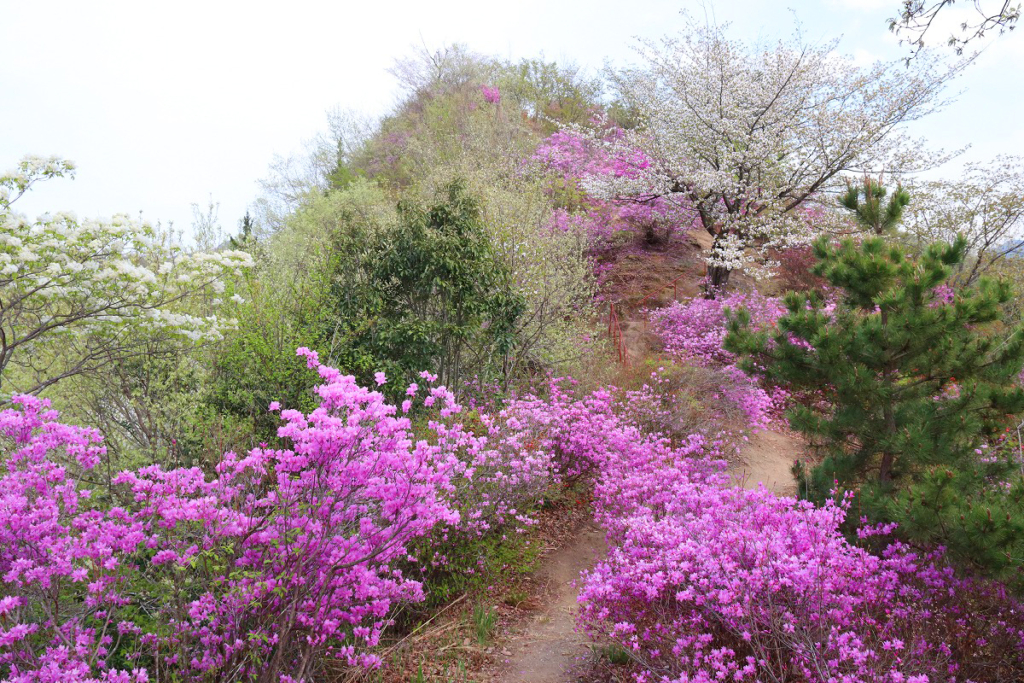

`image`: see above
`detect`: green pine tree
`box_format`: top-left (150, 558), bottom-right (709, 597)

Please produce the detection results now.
top-left (726, 232), bottom-right (1024, 582)
top-left (839, 174), bottom-right (911, 235)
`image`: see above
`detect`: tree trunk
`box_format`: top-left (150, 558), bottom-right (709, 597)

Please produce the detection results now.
top-left (879, 307), bottom-right (896, 485)
top-left (879, 450), bottom-right (895, 484)
top-left (704, 265), bottom-right (732, 298)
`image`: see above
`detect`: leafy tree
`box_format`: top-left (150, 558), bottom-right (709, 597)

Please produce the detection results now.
top-left (582, 14), bottom-right (963, 293)
top-left (0, 156), bottom-right (252, 399)
top-left (204, 303), bottom-right (324, 445)
top-left (475, 180), bottom-right (596, 376)
top-left (387, 42), bottom-right (490, 97)
top-left (726, 233), bottom-right (1024, 579)
top-left (359, 180), bottom-right (525, 390)
top-left (229, 210), bottom-right (257, 250)
top-left (494, 57), bottom-right (603, 131)
top-left (255, 108), bottom-right (375, 230)
top-left (203, 184), bottom-right (387, 443)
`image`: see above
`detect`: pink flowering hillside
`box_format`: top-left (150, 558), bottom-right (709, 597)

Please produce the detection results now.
top-left (649, 291), bottom-right (785, 366)
top-left (646, 293), bottom-right (790, 432)
top-left (533, 129), bottom-right (698, 247)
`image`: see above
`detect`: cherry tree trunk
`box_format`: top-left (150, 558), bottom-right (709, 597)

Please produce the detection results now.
top-left (704, 265), bottom-right (732, 298)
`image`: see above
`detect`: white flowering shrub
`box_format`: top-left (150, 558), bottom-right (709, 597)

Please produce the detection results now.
top-left (0, 155), bottom-right (253, 397)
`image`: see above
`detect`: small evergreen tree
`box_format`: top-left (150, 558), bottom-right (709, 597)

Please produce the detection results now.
top-left (838, 175), bottom-right (911, 235)
top-left (726, 233), bottom-right (1024, 581)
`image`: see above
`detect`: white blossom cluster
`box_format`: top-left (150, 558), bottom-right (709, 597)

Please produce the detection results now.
top-left (0, 155), bottom-right (76, 206)
top-left (580, 17), bottom-right (964, 278)
top-left (1, 155), bottom-right (253, 393)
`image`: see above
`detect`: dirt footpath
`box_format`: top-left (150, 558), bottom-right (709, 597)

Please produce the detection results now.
top-left (494, 523), bottom-right (606, 683)
top-left (730, 429), bottom-right (802, 496)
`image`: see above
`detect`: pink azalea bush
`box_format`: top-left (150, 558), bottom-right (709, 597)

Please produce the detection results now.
top-left (647, 293), bottom-right (789, 431)
top-left (114, 348), bottom-right (470, 679)
top-left (480, 85), bottom-right (501, 104)
top-left (0, 395), bottom-right (149, 683)
top-left (569, 297), bottom-right (1024, 681)
top-left (532, 130), bottom-right (697, 247)
top-left (1, 351), bottom-right (475, 680)
top-left (579, 432), bottom-right (1024, 682)
top-left (650, 292), bottom-right (785, 366)
top-left (0, 351), bottom-right (578, 681)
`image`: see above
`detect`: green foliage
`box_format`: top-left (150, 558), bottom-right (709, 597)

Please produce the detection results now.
top-left (203, 185), bottom-right (389, 443)
top-left (229, 210), bottom-right (257, 249)
top-left (471, 603), bottom-right (498, 645)
top-left (726, 233), bottom-right (1024, 581)
top-left (355, 180), bottom-right (525, 391)
top-left (59, 338), bottom-right (248, 477)
top-left (353, 68), bottom-right (538, 192)
top-left (204, 311), bottom-right (322, 444)
top-left (839, 175), bottom-right (911, 235)
top-left (494, 57), bottom-right (603, 131)
top-left (594, 643), bottom-right (632, 666)
top-left (502, 588), bottom-right (528, 607)
top-left (328, 49), bottom-right (598, 381)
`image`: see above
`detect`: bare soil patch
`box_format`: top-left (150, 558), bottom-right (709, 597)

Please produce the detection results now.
top-left (490, 523), bottom-right (606, 683)
top-left (729, 428), bottom-right (804, 496)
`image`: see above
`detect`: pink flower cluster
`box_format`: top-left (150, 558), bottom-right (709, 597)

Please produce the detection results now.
top-left (649, 292), bottom-right (785, 366)
top-left (110, 348), bottom-right (470, 678)
top-left (532, 130), bottom-right (698, 246)
top-left (579, 436), bottom-right (1024, 682)
top-left (647, 293), bottom-right (789, 430)
top-left (480, 85), bottom-right (501, 104)
top-left (0, 395), bottom-right (149, 683)
top-left (6, 345), bottom-right (1022, 682)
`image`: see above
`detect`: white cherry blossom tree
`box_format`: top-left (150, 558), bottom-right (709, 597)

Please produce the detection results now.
top-left (0, 155), bottom-right (253, 397)
top-left (583, 16), bottom-right (966, 293)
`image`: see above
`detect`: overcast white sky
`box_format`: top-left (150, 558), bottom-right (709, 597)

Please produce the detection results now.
top-left (2, 0), bottom-right (1022, 238)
